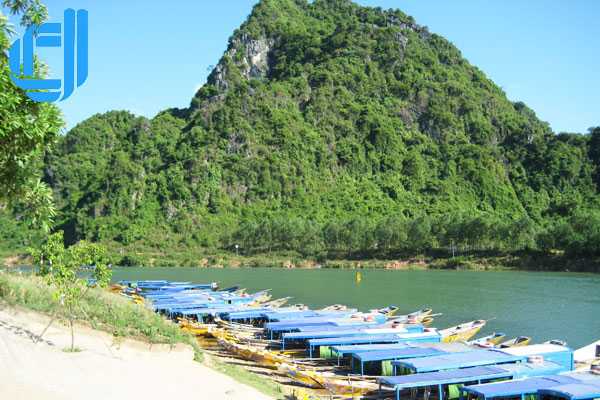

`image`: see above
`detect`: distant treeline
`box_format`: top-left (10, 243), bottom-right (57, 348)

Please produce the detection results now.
top-left (228, 211), bottom-right (600, 258)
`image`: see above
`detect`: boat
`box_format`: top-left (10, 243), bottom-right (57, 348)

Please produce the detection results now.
top-left (263, 297), bottom-right (292, 308)
top-left (178, 318), bottom-right (215, 336)
top-left (470, 332), bottom-right (507, 347)
top-left (545, 339), bottom-right (568, 347)
top-left (499, 336), bottom-right (531, 348)
top-left (377, 305), bottom-right (399, 317)
top-left (440, 320), bottom-right (486, 343)
top-left (573, 339), bottom-right (600, 369)
top-left (319, 304), bottom-right (350, 312)
top-left (278, 363), bottom-right (379, 396)
top-left (218, 338), bottom-right (292, 368)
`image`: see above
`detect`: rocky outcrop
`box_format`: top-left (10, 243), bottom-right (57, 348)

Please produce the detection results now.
top-left (209, 34), bottom-right (274, 92)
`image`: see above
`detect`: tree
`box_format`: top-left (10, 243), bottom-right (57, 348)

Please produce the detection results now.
top-left (588, 127), bottom-right (600, 189)
top-left (31, 232), bottom-right (112, 351)
top-left (1, 0), bottom-right (63, 231)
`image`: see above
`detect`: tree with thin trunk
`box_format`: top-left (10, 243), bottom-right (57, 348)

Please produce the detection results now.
top-left (30, 232), bottom-right (112, 351)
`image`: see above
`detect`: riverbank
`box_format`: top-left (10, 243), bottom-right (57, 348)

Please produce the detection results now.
top-left (3, 246), bottom-right (600, 273)
top-left (0, 272), bottom-right (285, 399)
top-left (0, 306), bottom-right (273, 400)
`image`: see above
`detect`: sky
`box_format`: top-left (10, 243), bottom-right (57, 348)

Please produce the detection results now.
top-left (5, 0), bottom-right (599, 133)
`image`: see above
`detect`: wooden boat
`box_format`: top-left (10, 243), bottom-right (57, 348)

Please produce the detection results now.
top-left (410, 308), bottom-right (433, 318)
top-left (544, 339), bottom-right (567, 346)
top-left (109, 284), bottom-right (125, 293)
top-left (404, 308), bottom-right (436, 325)
top-left (178, 319), bottom-right (215, 336)
top-left (278, 363), bottom-right (323, 388)
top-left (278, 363), bottom-right (379, 396)
top-left (263, 297), bottom-right (292, 308)
top-left (248, 290), bottom-right (272, 305)
top-left (498, 336), bottom-right (531, 348)
top-left (469, 332), bottom-right (506, 347)
top-left (440, 319), bottom-right (486, 343)
top-left (320, 375), bottom-right (380, 396)
top-left (218, 338), bottom-right (290, 368)
top-left (377, 305), bottom-right (400, 317)
top-left (320, 304), bottom-right (349, 312)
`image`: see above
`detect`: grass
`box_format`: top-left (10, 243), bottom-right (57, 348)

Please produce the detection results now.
top-left (0, 271), bottom-right (203, 359)
top-left (62, 347), bottom-right (83, 353)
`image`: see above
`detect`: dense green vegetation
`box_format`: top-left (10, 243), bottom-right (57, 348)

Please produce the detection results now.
top-left (1, 1), bottom-right (63, 233)
top-left (3, 0), bottom-right (600, 269)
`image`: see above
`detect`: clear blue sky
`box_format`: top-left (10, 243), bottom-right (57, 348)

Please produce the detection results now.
top-left (6, 0), bottom-right (599, 133)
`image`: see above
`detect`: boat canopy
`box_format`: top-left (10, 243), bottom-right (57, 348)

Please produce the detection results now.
top-left (354, 347), bottom-right (446, 363)
top-left (379, 365), bottom-right (512, 389)
top-left (496, 361), bottom-right (569, 379)
top-left (393, 349), bottom-right (524, 373)
top-left (286, 326), bottom-right (433, 341)
top-left (295, 330), bottom-right (441, 354)
top-left (332, 343), bottom-right (410, 357)
top-left (538, 383), bottom-right (600, 400)
top-left (461, 375), bottom-right (580, 399)
top-left (309, 334), bottom-right (406, 347)
top-left (284, 327), bottom-right (412, 341)
top-left (225, 310), bottom-right (273, 320)
top-left (498, 344), bottom-right (574, 370)
top-left (354, 347), bottom-right (448, 376)
top-left (263, 310), bottom-right (356, 321)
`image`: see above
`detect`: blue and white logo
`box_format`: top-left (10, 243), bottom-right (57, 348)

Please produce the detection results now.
top-left (8, 9), bottom-right (88, 103)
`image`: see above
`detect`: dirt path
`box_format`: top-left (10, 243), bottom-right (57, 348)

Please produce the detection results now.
top-left (0, 306), bottom-right (272, 400)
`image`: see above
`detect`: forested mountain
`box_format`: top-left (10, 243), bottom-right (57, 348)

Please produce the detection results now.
top-left (36, 0), bottom-right (600, 261)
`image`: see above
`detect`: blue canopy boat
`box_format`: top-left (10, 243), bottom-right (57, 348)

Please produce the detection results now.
top-left (461, 375), bottom-right (581, 400)
top-left (261, 309), bottom-right (357, 322)
top-left (284, 328), bottom-right (440, 352)
top-left (497, 344), bottom-right (574, 371)
top-left (539, 383), bottom-right (600, 400)
top-left (353, 347), bottom-right (448, 376)
top-left (462, 371), bottom-right (600, 400)
top-left (332, 342), bottom-right (410, 358)
top-left (380, 361), bottom-right (569, 400)
top-left (392, 349), bottom-right (525, 375)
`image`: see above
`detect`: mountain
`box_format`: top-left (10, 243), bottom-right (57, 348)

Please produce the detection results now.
top-left (41, 0), bottom-right (600, 261)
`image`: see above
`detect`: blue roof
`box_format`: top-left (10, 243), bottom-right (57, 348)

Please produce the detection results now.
top-left (355, 347), bottom-right (446, 363)
top-left (310, 334), bottom-right (409, 348)
top-left (263, 310), bottom-right (355, 321)
top-left (266, 316), bottom-right (388, 332)
top-left (287, 328), bottom-right (438, 341)
top-left (332, 343), bottom-right (410, 355)
top-left (539, 383), bottom-right (600, 400)
top-left (497, 361), bottom-right (569, 379)
top-left (393, 349), bottom-right (524, 373)
top-left (379, 366), bottom-right (512, 389)
top-left (462, 375), bottom-right (580, 398)
top-left (286, 328), bottom-right (407, 340)
top-left (298, 322), bottom-right (385, 332)
top-left (225, 310), bottom-right (271, 320)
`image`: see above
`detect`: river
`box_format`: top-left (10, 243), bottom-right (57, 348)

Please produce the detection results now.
top-left (112, 267), bottom-right (600, 348)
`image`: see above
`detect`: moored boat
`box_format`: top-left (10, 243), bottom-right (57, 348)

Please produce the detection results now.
top-left (499, 336), bottom-right (531, 348)
top-left (440, 320), bottom-right (486, 343)
top-left (470, 332), bottom-right (507, 347)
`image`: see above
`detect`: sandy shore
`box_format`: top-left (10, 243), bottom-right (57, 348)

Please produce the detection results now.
top-left (0, 306), bottom-right (272, 400)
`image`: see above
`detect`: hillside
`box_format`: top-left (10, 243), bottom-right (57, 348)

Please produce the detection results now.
top-left (23, 0), bottom-right (600, 265)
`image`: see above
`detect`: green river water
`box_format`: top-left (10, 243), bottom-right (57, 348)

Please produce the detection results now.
top-left (112, 268), bottom-right (600, 349)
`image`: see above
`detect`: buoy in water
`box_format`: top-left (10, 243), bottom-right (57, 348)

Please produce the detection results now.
top-left (355, 271), bottom-right (362, 283)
